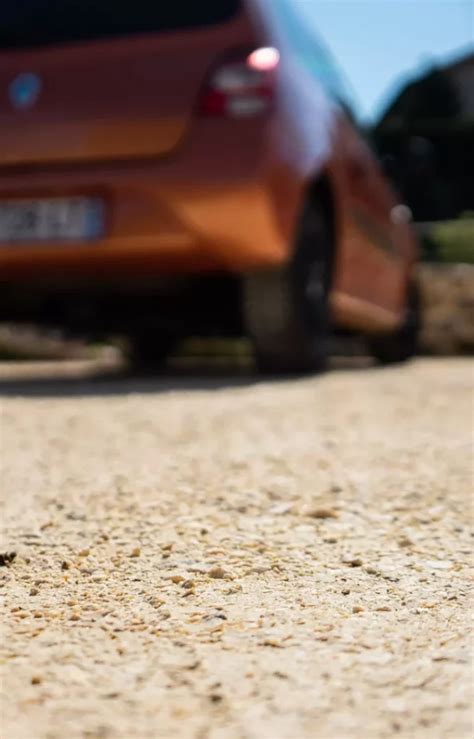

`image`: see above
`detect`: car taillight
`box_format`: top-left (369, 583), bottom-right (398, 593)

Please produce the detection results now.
top-left (199, 47), bottom-right (280, 118)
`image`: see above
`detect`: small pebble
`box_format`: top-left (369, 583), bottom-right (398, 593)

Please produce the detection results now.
top-left (344, 557), bottom-right (363, 567)
top-left (308, 508), bottom-right (339, 519)
top-left (425, 560), bottom-right (452, 570)
top-left (208, 566), bottom-right (228, 580)
top-left (352, 606), bottom-right (365, 614)
top-left (0, 551), bottom-right (17, 567)
top-left (269, 502), bottom-right (294, 515)
top-left (29, 588), bottom-right (39, 596)
top-left (262, 638), bottom-right (284, 648)
top-left (31, 676), bottom-right (42, 685)
top-left (130, 547), bottom-right (141, 558)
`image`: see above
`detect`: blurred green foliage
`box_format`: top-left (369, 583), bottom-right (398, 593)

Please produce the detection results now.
top-left (420, 218), bottom-right (474, 263)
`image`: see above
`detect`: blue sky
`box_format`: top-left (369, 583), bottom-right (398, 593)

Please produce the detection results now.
top-left (294, 0), bottom-right (474, 120)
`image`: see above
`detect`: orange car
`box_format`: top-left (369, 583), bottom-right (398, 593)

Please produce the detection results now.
top-left (0, 0), bottom-right (418, 371)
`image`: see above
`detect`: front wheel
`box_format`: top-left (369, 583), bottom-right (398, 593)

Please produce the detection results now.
top-left (243, 199), bottom-right (333, 374)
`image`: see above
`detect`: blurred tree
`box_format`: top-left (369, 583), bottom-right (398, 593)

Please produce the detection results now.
top-left (373, 53), bottom-right (473, 224)
top-left (382, 67), bottom-right (461, 124)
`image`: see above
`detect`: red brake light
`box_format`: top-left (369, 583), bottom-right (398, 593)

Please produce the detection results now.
top-left (199, 47), bottom-right (280, 118)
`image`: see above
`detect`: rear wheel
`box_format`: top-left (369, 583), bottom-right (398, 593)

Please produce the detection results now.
top-left (243, 199), bottom-right (333, 374)
top-left (368, 281), bottom-right (420, 364)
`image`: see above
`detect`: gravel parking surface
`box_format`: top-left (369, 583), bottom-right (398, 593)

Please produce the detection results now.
top-left (0, 358), bottom-right (472, 739)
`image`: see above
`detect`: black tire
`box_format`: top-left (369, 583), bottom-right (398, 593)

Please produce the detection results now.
top-left (128, 332), bottom-right (176, 371)
top-left (368, 281), bottom-right (420, 364)
top-left (243, 199), bottom-right (333, 374)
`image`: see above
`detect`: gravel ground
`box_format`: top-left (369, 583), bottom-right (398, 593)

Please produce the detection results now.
top-left (0, 358), bottom-right (472, 739)
top-left (418, 264), bottom-right (474, 354)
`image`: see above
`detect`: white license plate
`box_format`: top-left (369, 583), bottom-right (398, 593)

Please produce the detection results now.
top-left (0, 198), bottom-right (105, 243)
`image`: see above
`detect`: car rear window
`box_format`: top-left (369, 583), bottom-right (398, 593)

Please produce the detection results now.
top-left (0, 1), bottom-right (241, 50)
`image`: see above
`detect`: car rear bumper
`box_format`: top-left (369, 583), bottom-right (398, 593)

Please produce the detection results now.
top-left (0, 121), bottom-right (301, 283)
top-left (0, 184), bottom-right (288, 282)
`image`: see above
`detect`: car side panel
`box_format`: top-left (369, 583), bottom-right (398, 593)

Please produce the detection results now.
top-left (250, 0), bottom-right (415, 331)
top-left (322, 115), bottom-right (406, 329)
